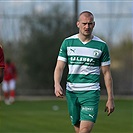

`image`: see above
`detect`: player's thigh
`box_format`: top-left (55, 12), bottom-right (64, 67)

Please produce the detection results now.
top-left (80, 120), bottom-right (94, 133)
top-left (9, 79), bottom-right (16, 90)
top-left (2, 81), bottom-right (9, 92)
top-left (66, 90), bottom-right (80, 125)
top-left (79, 90), bottom-right (100, 123)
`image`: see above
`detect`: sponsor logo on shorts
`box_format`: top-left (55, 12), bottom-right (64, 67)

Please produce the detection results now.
top-left (81, 107), bottom-right (94, 111)
top-left (89, 114), bottom-right (94, 119)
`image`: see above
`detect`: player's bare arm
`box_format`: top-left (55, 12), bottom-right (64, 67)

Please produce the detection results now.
top-left (54, 60), bottom-right (66, 98)
top-left (101, 65), bottom-right (115, 116)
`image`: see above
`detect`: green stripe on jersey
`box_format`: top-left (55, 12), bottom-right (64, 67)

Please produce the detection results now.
top-left (67, 74), bottom-right (100, 83)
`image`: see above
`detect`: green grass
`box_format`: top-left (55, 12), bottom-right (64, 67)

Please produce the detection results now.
top-left (0, 98), bottom-right (132, 133)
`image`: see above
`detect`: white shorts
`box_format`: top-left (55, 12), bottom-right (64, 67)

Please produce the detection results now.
top-left (2, 79), bottom-right (16, 92)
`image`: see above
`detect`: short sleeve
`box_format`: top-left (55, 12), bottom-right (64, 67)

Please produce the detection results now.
top-left (57, 39), bottom-right (67, 62)
top-left (100, 44), bottom-right (111, 66)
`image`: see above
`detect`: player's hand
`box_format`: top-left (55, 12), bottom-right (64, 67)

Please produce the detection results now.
top-left (105, 99), bottom-right (115, 116)
top-left (54, 84), bottom-right (64, 98)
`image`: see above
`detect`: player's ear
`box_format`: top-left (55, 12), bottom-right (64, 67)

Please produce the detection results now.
top-left (77, 21), bottom-right (80, 28)
top-left (93, 21), bottom-right (95, 28)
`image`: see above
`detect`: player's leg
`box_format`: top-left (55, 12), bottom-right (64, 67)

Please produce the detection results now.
top-left (79, 120), bottom-right (94, 133)
top-left (66, 90), bottom-right (80, 133)
top-left (74, 123), bottom-right (80, 133)
top-left (78, 90), bottom-right (100, 133)
top-left (2, 81), bottom-right (10, 105)
top-left (9, 79), bottom-right (16, 103)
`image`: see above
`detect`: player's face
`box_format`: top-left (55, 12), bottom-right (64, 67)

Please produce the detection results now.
top-left (77, 14), bottom-right (95, 37)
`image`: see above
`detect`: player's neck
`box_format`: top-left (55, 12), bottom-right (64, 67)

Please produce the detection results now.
top-left (78, 34), bottom-right (93, 43)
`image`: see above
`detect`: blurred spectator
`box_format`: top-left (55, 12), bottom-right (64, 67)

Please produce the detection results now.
top-left (0, 44), bottom-right (5, 83)
top-left (2, 59), bottom-right (17, 105)
top-left (0, 43), bottom-right (5, 102)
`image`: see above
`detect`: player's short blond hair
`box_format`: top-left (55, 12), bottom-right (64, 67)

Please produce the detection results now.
top-left (78, 11), bottom-right (94, 21)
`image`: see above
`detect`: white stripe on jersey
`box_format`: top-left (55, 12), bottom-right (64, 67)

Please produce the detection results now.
top-left (68, 65), bottom-right (100, 75)
top-left (66, 82), bottom-right (100, 91)
top-left (67, 47), bottom-right (102, 58)
top-left (57, 56), bottom-right (67, 62)
top-left (101, 60), bottom-right (111, 66)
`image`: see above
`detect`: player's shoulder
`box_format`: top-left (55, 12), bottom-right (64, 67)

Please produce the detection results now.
top-left (62, 34), bottom-right (78, 46)
top-left (65, 34), bottom-right (78, 40)
top-left (92, 36), bottom-right (106, 44)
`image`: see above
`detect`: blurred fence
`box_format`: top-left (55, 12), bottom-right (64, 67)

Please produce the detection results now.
top-left (0, 2), bottom-right (132, 96)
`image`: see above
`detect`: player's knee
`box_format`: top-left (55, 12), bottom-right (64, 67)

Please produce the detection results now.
top-left (79, 126), bottom-right (92, 133)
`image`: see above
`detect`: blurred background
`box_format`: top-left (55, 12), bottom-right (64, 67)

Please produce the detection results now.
top-left (0, 0), bottom-right (132, 97)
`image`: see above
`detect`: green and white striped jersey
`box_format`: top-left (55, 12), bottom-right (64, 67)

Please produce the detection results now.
top-left (58, 34), bottom-right (110, 91)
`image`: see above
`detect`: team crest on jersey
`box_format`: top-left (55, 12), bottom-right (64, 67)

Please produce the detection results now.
top-left (93, 50), bottom-right (100, 57)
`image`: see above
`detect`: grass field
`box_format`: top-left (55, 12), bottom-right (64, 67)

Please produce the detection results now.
top-left (0, 98), bottom-right (132, 133)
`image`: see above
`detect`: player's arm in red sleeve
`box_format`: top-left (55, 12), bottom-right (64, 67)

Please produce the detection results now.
top-left (0, 46), bottom-right (5, 83)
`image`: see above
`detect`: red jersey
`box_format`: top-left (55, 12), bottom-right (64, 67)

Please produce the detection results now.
top-left (0, 46), bottom-right (5, 68)
top-left (4, 62), bottom-right (17, 81)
